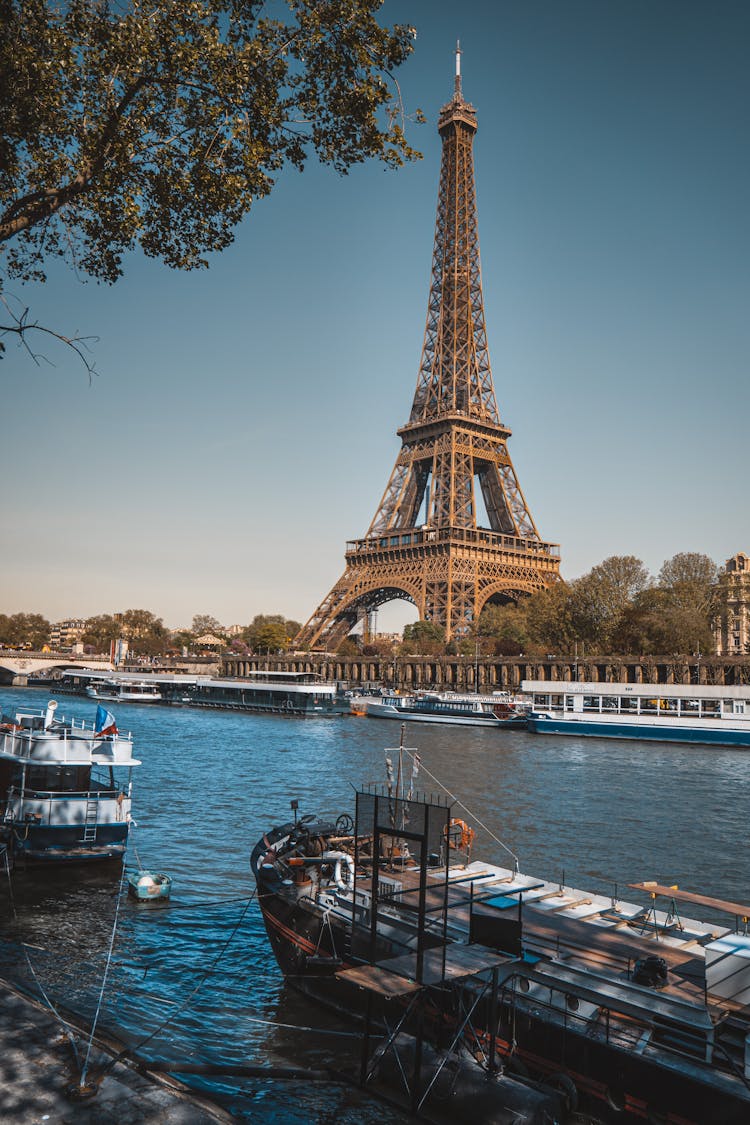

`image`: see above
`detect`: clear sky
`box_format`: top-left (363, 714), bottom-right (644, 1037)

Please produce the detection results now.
top-left (2, 0), bottom-right (748, 632)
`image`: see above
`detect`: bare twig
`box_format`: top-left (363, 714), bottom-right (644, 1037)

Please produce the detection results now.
top-left (0, 295), bottom-right (98, 379)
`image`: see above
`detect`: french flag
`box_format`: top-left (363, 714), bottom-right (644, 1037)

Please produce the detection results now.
top-left (94, 706), bottom-right (118, 737)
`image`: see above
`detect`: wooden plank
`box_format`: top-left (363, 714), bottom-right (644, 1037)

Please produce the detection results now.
top-left (335, 963), bottom-right (421, 997)
top-left (629, 881), bottom-right (750, 920)
top-left (377, 945), bottom-right (510, 985)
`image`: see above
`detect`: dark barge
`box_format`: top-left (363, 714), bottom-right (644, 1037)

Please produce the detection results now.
top-left (252, 762), bottom-right (750, 1124)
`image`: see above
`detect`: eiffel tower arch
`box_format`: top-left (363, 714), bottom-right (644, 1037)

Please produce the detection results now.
top-left (295, 52), bottom-right (561, 651)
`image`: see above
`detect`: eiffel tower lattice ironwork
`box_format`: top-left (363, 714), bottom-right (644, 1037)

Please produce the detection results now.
top-left (295, 51), bottom-right (561, 651)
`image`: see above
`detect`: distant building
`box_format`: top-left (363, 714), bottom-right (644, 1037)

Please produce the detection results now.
top-left (714, 552), bottom-right (750, 656)
top-left (50, 618), bottom-right (86, 651)
top-left (225, 624), bottom-right (244, 637)
top-left (194, 633), bottom-right (227, 649)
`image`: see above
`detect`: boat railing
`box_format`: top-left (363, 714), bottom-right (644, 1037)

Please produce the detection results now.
top-left (4, 786), bottom-right (129, 826)
top-left (0, 723), bottom-right (133, 764)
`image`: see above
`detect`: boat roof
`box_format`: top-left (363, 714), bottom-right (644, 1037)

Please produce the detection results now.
top-left (64, 669), bottom-right (337, 695)
top-left (523, 679), bottom-right (750, 700)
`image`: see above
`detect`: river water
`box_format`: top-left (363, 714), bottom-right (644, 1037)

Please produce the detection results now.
top-left (1, 685), bottom-right (748, 1122)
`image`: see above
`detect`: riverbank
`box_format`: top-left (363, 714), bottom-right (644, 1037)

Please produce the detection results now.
top-left (0, 977), bottom-right (231, 1123)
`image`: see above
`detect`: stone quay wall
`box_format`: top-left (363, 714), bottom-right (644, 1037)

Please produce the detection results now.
top-left (222, 654), bottom-right (750, 692)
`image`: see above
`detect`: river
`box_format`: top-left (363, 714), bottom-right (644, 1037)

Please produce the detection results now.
top-left (1, 685), bottom-right (748, 1122)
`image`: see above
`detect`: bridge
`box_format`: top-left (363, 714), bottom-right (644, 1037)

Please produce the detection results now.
top-left (0, 651), bottom-right (114, 686)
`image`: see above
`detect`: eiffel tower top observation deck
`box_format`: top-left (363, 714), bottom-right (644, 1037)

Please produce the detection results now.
top-left (295, 49), bottom-right (560, 651)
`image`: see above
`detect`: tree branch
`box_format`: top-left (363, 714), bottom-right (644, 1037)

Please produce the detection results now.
top-left (0, 74), bottom-right (151, 243)
top-left (0, 295), bottom-right (98, 377)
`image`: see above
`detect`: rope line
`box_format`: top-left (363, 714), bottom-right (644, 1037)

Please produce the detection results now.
top-left (2, 849), bottom-right (82, 1070)
top-left (102, 887), bottom-right (258, 1074)
top-left (80, 859), bottom-right (128, 1086)
top-left (399, 746), bottom-right (520, 869)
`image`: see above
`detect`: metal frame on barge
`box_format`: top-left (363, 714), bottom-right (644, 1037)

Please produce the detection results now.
top-left (252, 750), bottom-right (750, 1124)
top-left (524, 680), bottom-right (750, 747)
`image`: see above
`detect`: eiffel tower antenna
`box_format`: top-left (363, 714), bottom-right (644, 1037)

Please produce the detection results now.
top-left (295, 56), bottom-right (561, 651)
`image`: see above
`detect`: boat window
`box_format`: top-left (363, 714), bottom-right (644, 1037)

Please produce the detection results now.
top-left (550, 695), bottom-right (563, 708)
top-left (661, 698), bottom-right (679, 713)
top-left (682, 698), bottom-right (700, 713)
top-left (582, 696), bottom-right (600, 711)
top-left (601, 696), bottom-right (618, 711)
top-left (533, 694), bottom-right (550, 707)
top-left (620, 697), bottom-right (638, 712)
top-left (25, 765), bottom-right (89, 792)
top-left (640, 698), bottom-right (658, 713)
top-left (564, 695), bottom-right (575, 711)
top-left (701, 699), bottom-right (720, 716)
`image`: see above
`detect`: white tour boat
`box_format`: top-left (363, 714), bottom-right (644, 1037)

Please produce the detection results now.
top-left (86, 679), bottom-right (163, 704)
top-left (524, 680), bottom-right (750, 747)
top-left (366, 690), bottom-right (528, 728)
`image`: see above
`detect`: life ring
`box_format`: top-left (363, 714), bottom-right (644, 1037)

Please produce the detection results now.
top-left (445, 818), bottom-right (475, 851)
top-left (546, 1072), bottom-right (578, 1113)
top-left (322, 850), bottom-right (355, 891)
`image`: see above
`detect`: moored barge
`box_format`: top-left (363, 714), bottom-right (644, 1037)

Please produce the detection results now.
top-left (252, 746), bottom-right (750, 1123)
top-left (0, 700), bottom-right (138, 863)
top-left (56, 669), bottom-right (348, 716)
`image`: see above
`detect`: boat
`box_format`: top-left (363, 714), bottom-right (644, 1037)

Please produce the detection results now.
top-left (128, 870), bottom-right (172, 901)
top-left (524, 680), bottom-right (750, 747)
top-left (252, 743), bottom-right (750, 1124)
top-left (365, 690), bottom-right (528, 728)
top-left (63, 669), bottom-right (349, 716)
top-left (0, 701), bottom-right (139, 864)
top-left (86, 679), bottom-right (163, 704)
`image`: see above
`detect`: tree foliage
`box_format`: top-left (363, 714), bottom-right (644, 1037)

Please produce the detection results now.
top-left (81, 613), bottom-right (120, 651)
top-left (400, 619), bottom-right (445, 655)
top-left (0, 612), bottom-right (51, 649)
top-left (243, 613), bottom-right (299, 651)
top-left (192, 614), bottom-right (224, 636)
top-left (82, 607), bottom-right (168, 654)
top-left (567, 555), bottom-right (650, 651)
top-left (477, 602), bottom-right (531, 656)
top-left (0, 1), bottom-right (418, 295)
top-left (476, 553), bottom-right (720, 658)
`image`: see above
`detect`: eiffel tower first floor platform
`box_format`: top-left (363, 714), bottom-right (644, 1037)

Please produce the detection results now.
top-left (294, 525), bottom-right (560, 651)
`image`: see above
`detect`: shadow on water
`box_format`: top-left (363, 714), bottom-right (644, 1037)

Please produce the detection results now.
top-left (2, 686), bottom-right (750, 1121)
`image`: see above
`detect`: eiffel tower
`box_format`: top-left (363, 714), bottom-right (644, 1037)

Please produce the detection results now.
top-left (295, 50), bottom-right (560, 651)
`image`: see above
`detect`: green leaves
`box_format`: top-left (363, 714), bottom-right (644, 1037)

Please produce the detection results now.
top-left (0, 0), bottom-right (420, 289)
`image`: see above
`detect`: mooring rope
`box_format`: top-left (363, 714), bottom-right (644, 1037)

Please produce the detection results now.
top-left (102, 885), bottom-right (259, 1074)
top-left (399, 745), bottom-right (520, 870)
top-left (78, 859), bottom-right (129, 1088)
top-left (2, 847), bottom-right (82, 1070)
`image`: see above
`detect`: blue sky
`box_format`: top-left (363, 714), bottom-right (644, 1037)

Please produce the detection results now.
top-left (2, 1), bottom-right (748, 631)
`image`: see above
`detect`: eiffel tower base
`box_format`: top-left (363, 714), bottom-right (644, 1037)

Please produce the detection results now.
top-left (295, 529), bottom-right (559, 651)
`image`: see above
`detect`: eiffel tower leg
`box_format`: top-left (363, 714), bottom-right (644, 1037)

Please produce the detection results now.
top-left (294, 559), bottom-right (427, 652)
top-left (294, 571), bottom-right (362, 652)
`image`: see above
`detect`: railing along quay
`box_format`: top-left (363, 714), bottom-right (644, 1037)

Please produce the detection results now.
top-left (222, 655), bottom-right (750, 692)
